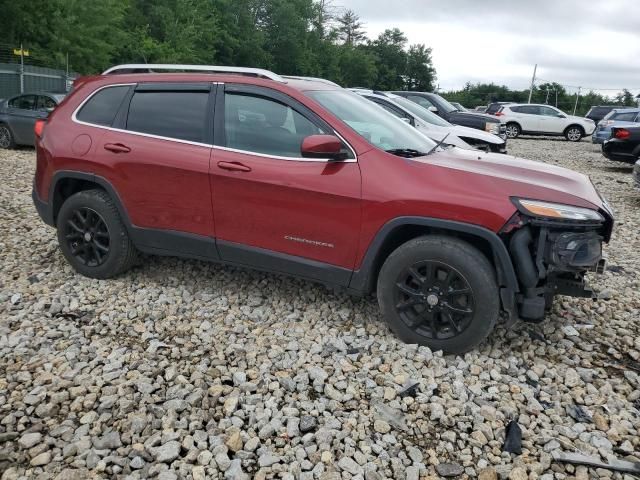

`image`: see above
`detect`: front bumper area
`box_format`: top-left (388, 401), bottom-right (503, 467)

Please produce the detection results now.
top-left (506, 216), bottom-right (611, 322)
top-left (32, 186), bottom-right (55, 227)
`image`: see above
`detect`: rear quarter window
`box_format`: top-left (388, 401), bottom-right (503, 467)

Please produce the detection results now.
top-left (612, 112), bottom-right (638, 122)
top-left (76, 86), bottom-right (130, 126)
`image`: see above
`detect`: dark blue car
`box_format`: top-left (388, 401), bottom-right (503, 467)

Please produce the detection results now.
top-left (592, 108), bottom-right (640, 144)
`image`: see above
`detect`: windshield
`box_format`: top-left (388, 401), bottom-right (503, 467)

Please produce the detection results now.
top-left (307, 90), bottom-right (436, 153)
top-left (433, 94), bottom-right (458, 114)
top-left (393, 96), bottom-right (452, 127)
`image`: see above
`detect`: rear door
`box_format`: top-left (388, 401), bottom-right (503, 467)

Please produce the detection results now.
top-left (7, 94), bottom-right (39, 144)
top-left (512, 105), bottom-right (541, 131)
top-left (210, 84), bottom-right (362, 284)
top-left (89, 83), bottom-right (216, 256)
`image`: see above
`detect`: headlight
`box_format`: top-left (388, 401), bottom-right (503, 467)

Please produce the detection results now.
top-left (514, 198), bottom-right (604, 222)
top-left (485, 122), bottom-right (500, 135)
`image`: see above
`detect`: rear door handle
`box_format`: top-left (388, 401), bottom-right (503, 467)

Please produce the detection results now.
top-left (104, 143), bottom-right (131, 153)
top-left (217, 161), bottom-right (251, 172)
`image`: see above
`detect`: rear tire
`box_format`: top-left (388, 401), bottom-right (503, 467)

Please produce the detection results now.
top-left (505, 122), bottom-right (520, 139)
top-left (0, 124), bottom-right (15, 149)
top-left (56, 189), bottom-right (137, 279)
top-left (565, 125), bottom-right (584, 142)
top-left (377, 235), bottom-right (500, 354)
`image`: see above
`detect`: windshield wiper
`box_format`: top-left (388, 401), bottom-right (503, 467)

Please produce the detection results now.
top-left (425, 133), bottom-right (450, 155)
top-left (384, 148), bottom-right (428, 158)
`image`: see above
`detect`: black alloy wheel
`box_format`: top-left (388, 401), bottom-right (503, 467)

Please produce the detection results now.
top-left (394, 260), bottom-right (474, 340)
top-left (64, 207), bottom-right (110, 267)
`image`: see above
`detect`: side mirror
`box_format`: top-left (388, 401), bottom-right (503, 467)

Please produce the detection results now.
top-left (301, 134), bottom-right (346, 161)
top-left (428, 106), bottom-right (438, 113)
top-left (401, 117), bottom-right (411, 124)
top-left (557, 114), bottom-right (566, 118)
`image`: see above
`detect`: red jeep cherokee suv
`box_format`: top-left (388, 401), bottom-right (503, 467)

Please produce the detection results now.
top-left (32, 64), bottom-right (614, 353)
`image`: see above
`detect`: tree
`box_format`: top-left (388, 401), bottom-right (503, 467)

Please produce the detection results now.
top-left (368, 28), bottom-right (408, 90)
top-left (405, 44), bottom-right (436, 91)
top-left (335, 9), bottom-right (366, 46)
top-left (614, 89), bottom-right (635, 106)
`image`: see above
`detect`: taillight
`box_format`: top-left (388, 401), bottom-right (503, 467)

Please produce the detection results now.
top-left (34, 119), bottom-right (46, 138)
top-left (614, 128), bottom-right (630, 139)
top-left (495, 111), bottom-right (504, 117)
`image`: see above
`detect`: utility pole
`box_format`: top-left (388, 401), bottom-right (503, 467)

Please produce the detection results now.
top-left (573, 87), bottom-right (581, 115)
top-left (555, 88), bottom-right (558, 107)
top-left (527, 64), bottom-right (537, 104)
top-left (19, 42), bottom-right (24, 94)
top-left (545, 87), bottom-right (550, 104)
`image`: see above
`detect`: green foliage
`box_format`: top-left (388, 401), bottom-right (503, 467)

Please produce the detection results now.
top-left (442, 82), bottom-right (637, 117)
top-left (0, 0), bottom-right (436, 91)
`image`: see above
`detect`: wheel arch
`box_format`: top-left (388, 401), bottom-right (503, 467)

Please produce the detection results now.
top-left (564, 123), bottom-right (585, 135)
top-left (50, 171), bottom-right (131, 227)
top-left (349, 217), bottom-right (519, 297)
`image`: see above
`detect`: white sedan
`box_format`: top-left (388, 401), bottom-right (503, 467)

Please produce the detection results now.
top-left (495, 103), bottom-right (595, 142)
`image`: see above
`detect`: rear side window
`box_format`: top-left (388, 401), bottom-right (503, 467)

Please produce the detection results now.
top-left (408, 95), bottom-right (435, 109)
top-left (126, 91), bottom-right (209, 143)
top-left (77, 86), bottom-right (129, 126)
top-left (612, 112), bottom-right (638, 122)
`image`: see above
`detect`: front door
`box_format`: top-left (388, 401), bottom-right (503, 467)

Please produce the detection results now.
top-left (538, 106), bottom-right (566, 134)
top-left (210, 84), bottom-right (362, 285)
top-left (7, 94), bottom-right (40, 144)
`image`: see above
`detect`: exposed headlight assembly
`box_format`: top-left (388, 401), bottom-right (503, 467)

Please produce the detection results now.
top-left (485, 122), bottom-right (500, 135)
top-left (513, 198), bottom-right (604, 222)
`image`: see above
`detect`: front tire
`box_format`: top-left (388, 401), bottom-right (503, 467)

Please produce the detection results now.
top-left (56, 189), bottom-right (137, 279)
top-left (505, 122), bottom-right (520, 139)
top-left (377, 236), bottom-right (500, 354)
top-left (565, 125), bottom-right (584, 142)
top-left (0, 124), bottom-right (15, 149)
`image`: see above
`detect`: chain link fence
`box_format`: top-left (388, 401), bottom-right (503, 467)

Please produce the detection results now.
top-left (0, 43), bottom-right (76, 99)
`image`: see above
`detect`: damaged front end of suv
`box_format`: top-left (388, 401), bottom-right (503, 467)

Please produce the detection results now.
top-left (501, 197), bottom-right (614, 323)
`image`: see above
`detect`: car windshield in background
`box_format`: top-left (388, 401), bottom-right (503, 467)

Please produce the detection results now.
top-left (307, 90), bottom-right (436, 154)
top-left (52, 94), bottom-right (66, 102)
top-left (393, 96), bottom-right (452, 127)
top-left (436, 95), bottom-right (459, 114)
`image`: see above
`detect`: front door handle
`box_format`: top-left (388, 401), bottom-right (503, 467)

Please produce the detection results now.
top-left (217, 161), bottom-right (251, 172)
top-left (104, 143), bottom-right (131, 153)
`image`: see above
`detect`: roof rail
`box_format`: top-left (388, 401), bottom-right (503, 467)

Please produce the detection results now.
top-left (282, 75), bottom-right (340, 87)
top-left (101, 64), bottom-right (285, 82)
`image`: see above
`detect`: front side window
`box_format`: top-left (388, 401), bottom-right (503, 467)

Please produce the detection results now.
top-left (9, 95), bottom-right (36, 110)
top-left (224, 93), bottom-right (325, 157)
top-left (394, 96), bottom-right (451, 127)
top-left (126, 91), bottom-right (209, 143)
top-left (307, 90), bottom-right (436, 153)
top-left (37, 96), bottom-right (56, 111)
top-left (77, 86), bottom-right (130, 126)
top-left (540, 106), bottom-right (562, 117)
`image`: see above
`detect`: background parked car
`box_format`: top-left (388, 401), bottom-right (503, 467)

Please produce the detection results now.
top-left (602, 126), bottom-right (640, 163)
top-left (473, 106), bottom-right (488, 113)
top-left (592, 108), bottom-right (640, 144)
top-left (0, 92), bottom-right (66, 148)
top-left (486, 102), bottom-right (514, 115)
top-left (585, 105), bottom-right (620, 123)
top-left (350, 89), bottom-right (507, 153)
top-left (392, 91), bottom-right (506, 138)
top-left (495, 103), bottom-right (595, 141)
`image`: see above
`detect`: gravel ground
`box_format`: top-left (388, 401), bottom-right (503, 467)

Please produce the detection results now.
top-left (1, 138), bottom-right (639, 480)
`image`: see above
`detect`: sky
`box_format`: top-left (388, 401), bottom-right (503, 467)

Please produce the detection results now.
top-left (336, 0), bottom-right (640, 96)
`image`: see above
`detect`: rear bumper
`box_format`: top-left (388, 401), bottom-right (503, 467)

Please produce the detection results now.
top-left (591, 129), bottom-right (610, 144)
top-left (602, 140), bottom-right (640, 163)
top-left (32, 185), bottom-right (55, 226)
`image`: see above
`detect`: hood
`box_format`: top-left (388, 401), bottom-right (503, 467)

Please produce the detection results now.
top-left (450, 111), bottom-right (501, 124)
top-left (418, 148), bottom-right (604, 210)
top-left (450, 124), bottom-right (504, 145)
